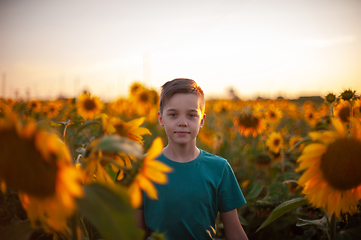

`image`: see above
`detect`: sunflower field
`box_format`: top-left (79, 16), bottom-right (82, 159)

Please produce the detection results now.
top-left (1, 83), bottom-right (361, 240)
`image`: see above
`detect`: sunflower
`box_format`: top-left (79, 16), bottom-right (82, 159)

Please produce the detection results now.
top-left (113, 154), bottom-right (133, 181)
top-left (325, 93), bottom-right (336, 104)
top-left (102, 116), bottom-right (151, 144)
top-left (340, 89), bottom-right (356, 101)
top-left (334, 100), bottom-right (352, 124)
top-left (303, 107), bottom-right (319, 127)
top-left (76, 92), bottom-right (104, 120)
top-left (303, 101), bottom-right (315, 112)
top-left (80, 134), bottom-right (144, 184)
top-left (264, 107), bottom-right (283, 125)
top-left (254, 154), bottom-right (272, 169)
top-left (136, 89), bottom-right (158, 106)
top-left (235, 113), bottom-right (264, 137)
top-left (296, 117), bottom-right (361, 218)
top-left (129, 82), bottom-right (145, 96)
top-left (266, 132), bottom-right (283, 154)
top-left (317, 104), bottom-right (330, 119)
top-left (289, 135), bottom-right (304, 152)
top-left (128, 137), bottom-right (172, 208)
top-left (81, 147), bottom-right (116, 185)
top-left (212, 100), bottom-right (232, 113)
top-left (0, 112), bottom-right (83, 233)
top-left (27, 100), bottom-right (42, 113)
top-left (42, 101), bottom-right (60, 119)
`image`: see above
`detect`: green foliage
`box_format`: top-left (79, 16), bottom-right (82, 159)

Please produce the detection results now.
top-left (247, 183), bottom-right (263, 200)
top-left (0, 220), bottom-right (34, 240)
top-left (257, 197), bottom-right (309, 232)
top-left (75, 183), bottom-right (143, 240)
top-left (334, 227), bottom-right (361, 240)
top-left (93, 135), bottom-right (143, 158)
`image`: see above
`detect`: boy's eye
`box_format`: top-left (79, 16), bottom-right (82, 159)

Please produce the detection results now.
top-left (189, 114), bottom-right (195, 118)
top-left (169, 113), bottom-right (176, 117)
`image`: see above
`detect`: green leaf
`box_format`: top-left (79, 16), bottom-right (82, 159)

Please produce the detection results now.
top-left (334, 227), bottom-right (361, 240)
top-left (105, 164), bottom-right (118, 181)
top-left (0, 220), bottom-right (34, 240)
top-left (75, 183), bottom-right (143, 240)
top-left (288, 135), bottom-right (312, 152)
top-left (269, 182), bottom-right (289, 202)
top-left (94, 135), bottom-right (143, 158)
top-left (247, 183), bottom-right (263, 200)
top-left (256, 197), bottom-right (308, 232)
top-left (283, 172), bottom-right (297, 181)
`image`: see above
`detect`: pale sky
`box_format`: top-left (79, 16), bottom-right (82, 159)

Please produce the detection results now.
top-left (1, 0), bottom-right (361, 101)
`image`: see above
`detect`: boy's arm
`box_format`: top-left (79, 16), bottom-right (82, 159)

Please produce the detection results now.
top-left (135, 209), bottom-right (148, 240)
top-left (220, 209), bottom-right (248, 240)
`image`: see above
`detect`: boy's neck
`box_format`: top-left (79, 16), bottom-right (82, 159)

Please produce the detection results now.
top-left (162, 144), bottom-right (200, 163)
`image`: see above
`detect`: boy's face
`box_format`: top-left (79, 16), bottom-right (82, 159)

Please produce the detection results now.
top-left (158, 93), bottom-right (205, 147)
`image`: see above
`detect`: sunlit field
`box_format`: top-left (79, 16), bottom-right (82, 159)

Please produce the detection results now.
top-left (1, 83), bottom-right (361, 240)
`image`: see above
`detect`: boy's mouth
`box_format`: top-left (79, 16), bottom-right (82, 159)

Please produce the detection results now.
top-left (175, 131), bottom-right (190, 135)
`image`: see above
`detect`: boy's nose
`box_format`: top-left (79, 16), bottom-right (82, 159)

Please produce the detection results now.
top-left (178, 117), bottom-right (187, 127)
top-left (178, 122), bottom-right (187, 127)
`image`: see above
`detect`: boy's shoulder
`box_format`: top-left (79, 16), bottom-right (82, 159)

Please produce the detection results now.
top-left (200, 150), bottom-right (229, 166)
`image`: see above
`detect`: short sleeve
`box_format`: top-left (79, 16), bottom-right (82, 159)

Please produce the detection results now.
top-left (218, 161), bottom-right (247, 212)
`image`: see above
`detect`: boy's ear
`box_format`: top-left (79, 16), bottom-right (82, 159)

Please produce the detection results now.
top-left (158, 111), bottom-right (164, 126)
top-left (200, 113), bottom-right (206, 128)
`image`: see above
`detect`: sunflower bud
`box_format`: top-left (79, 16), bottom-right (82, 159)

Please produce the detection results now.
top-left (255, 154), bottom-right (272, 168)
top-left (325, 93), bottom-right (336, 103)
top-left (340, 89), bottom-right (355, 101)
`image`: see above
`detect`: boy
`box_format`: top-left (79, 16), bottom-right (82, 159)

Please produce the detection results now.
top-left (136, 78), bottom-right (248, 240)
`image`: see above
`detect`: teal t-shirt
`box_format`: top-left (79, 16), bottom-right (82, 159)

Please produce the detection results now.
top-left (141, 150), bottom-right (246, 240)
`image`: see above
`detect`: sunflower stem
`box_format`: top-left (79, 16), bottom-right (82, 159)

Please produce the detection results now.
top-left (63, 121), bottom-right (72, 144)
top-left (260, 133), bottom-right (267, 154)
top-left (330, 213), bottom-right (337, 240)
top-left (280, 147), bottom-right (285, 174)
top-left (349, 101), bottom-right (353, 131)
top-left (70, 214), bottom-right (80, 240)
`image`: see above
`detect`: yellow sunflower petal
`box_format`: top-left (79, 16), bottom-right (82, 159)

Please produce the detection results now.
top-left (128, 182), bottom-right (142, 208)
top-left (350, 117), bottom-right (361, 139)
top-left (296, 158), bottom-right (320, 172)
top-left (126, 117), bottom-right (145, 128)
top-left (327, 190), bottom-right (342, 218)
top-left (124, 155), bottom-right (132, 168)
top-left (144, 168), bottom-right (168, 184)
top-left (145, 160), bottom-right (172, 173)
top-left (309, 132), bottom-right (335, 144)
top-left (301, 143), bottom-right (327, 158)
top-left (298, 166), bottom-right (320, 185)
top-left (331, 117), bottom-right (346, 137)
top-left (138, 177), bottom-right (158, 199)
top-left (145, 137), bottom-right (163, 161)
top-left (132, 127), bottom-right (152, 136)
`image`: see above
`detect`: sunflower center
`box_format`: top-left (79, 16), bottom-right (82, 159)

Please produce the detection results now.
top-left (83, 99), bottom-right (96, 111)
top-left (273, 139), bottom-right (280, 146)
top-left (0, 129), bottom-right (58, 198)
top-left (255, 154), bottom-right (272, 167)
top-left (320, 138), bottom-right (361, 191)
top-left (338, 106), bottom-right (350, 123)
top-left (115, 124), bottom-right (129, 137)
top-left (139, 92), bottom-right (149, 103)
top-left (238, 115), bottom-right (259, 128)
